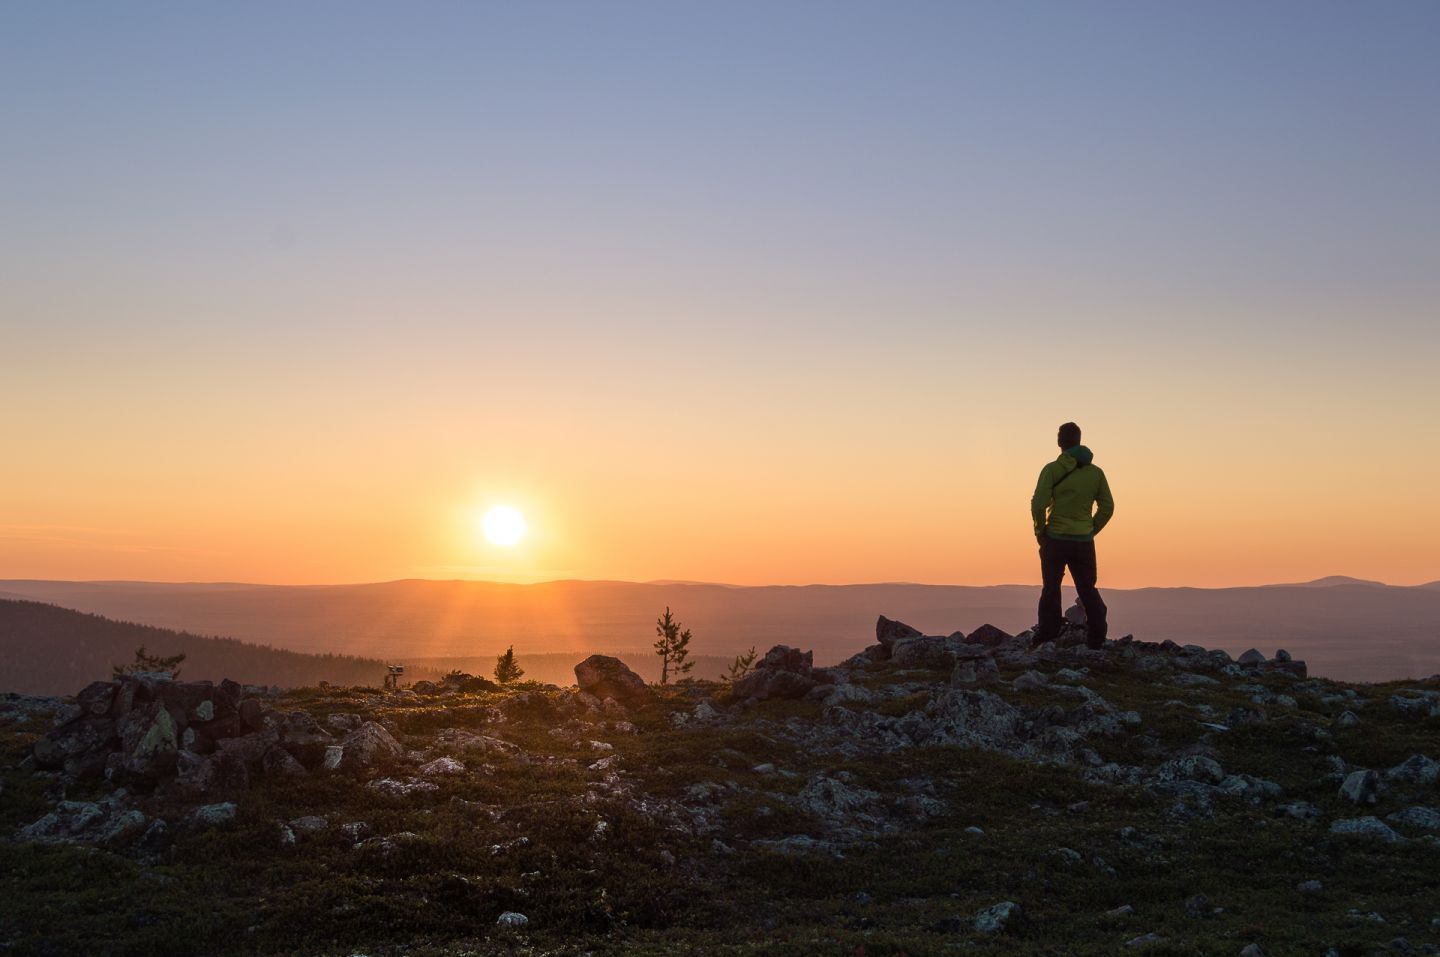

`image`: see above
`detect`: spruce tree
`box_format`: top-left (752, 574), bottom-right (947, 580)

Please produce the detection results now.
top-left (493, 645), bottom-right (524, 684)
top-left (724, 646), bottom-right (758, 684)
top-left (114, 644), bottom-right (186, 678)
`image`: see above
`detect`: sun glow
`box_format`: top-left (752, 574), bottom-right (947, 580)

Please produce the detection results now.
top-left (481, 505), bottom-right (527, 547)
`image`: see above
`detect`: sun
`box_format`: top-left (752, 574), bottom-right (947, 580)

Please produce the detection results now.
top-left (481, 505), bottom-right (527, 547)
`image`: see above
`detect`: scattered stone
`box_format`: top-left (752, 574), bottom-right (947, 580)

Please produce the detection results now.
top-left (187, 803), bottom-right (238, 829)
top-left (496, 911), bottom-right (529, 927)
top-left (1297, 880), bottom-right (1323, 894)
top-left (367, 777), bottom-right (439, 797)
top-left (1335, 710), bottom-right (1360, 729)
top-left (289, 815), bottom-right (328, 835)
top-left (1107, 904), bottom-right (1135, 918)
top-left (18, 799), bottom-right (146, 845)
top-left (339, 822), bottom-right (371, 841)
top-left (1330, 816), bottom-right (1407, 843)
top-left (1385, 807), bottom-right (1440, 832)
top-left (419, 757), bottom-right (465, 776)
top-left (1126, 933), bottom-right (1165, 946)
top-left (1277, 802), bottom-right (1320, 821)
top-left (1185, 893), bottom-right (1213, 918)
top-left (1239, 945), bottom-right (1265, 957)
top-left (973, 900), bottom-right (1021, 934)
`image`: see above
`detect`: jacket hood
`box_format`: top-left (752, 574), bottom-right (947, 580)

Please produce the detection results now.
top-left (1062, 445), bottom-right (1094, 467)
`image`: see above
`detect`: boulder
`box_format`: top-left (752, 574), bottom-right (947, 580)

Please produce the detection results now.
top-left (1330, 816), bottom-right (1406, 843)
top-left (840, 643), bottom-right (889, 666)
top-left (965, 624), bottom-right (1013, 648)
top-left (1390, 695), bottom-right (1435, 719)
top-left (1339, 769), bottom-right (1380, 805)
top-left (32, 715), bottom-right (114, 775)
top-left (338, 721), bottom-right (405, 770)
top-left (574, 655), bottom-right (650, 704)
top-left (411, 680), bottom-right (439, 694)
top-left (261, 745), bottom-right (307, 777)
top-left (731, 645), bottom-right (817, 701)
top-left (176, 749), bottom-right (217, 794)
top-left (951, 658), bottom-right (999, 688)
top-left (1012, 670), bottom-right (1049, 691)
top-left (1335, 710), bottom-right (1360, 729)
top-left (419, 756), bottom-right (466, 776)
top-left (1155, 756), bottom-right (1226, 785)
top-left (1386, 807), bottom-right (1440, 833)
top-left (187, 802), bottom-right (239, 829)
top-left (238, 698), bottom-right (272, 732)
top-left (876, 616), bottom-right (923, 650)
top-left (1237, 649), bottom-right (1266, 667)
top-left (1384, 754), bottom-right (1439, 786)
top-left (974, 901), bottom-right (1022, 934)
top-left (890, 635), bottom-right (952, 669)
top-left (75, 680), bottom-right (116, 717)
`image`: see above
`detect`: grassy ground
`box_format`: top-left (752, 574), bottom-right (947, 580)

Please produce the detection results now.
top-left (1, 661), bottom-right (1437, 956)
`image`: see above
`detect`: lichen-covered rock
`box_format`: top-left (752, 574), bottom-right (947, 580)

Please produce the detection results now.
top-left (187, 802), bottom-right (238, 829)
top-left (17, 799), bottom-right (146, 845)
top-left (974, 900), bottom-right (1022, 933)
top-left (890, 636), bottom-right (952, 669)
top-left (419, 756), bottom-right (465, 776)
top-left (338, 721), bottom-right (404, 770)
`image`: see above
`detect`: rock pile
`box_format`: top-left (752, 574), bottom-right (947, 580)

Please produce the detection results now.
top-left (30, 672), bottom-right (401, 793)
top-left (731, 645), bottom-right (826, 700)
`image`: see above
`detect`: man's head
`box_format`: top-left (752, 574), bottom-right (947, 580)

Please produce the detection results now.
top-left (1057, 422), bottom-right (1082, 449)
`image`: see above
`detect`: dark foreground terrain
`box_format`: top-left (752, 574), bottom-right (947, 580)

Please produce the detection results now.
top-left (2, 620), bottom-right (1439, 956)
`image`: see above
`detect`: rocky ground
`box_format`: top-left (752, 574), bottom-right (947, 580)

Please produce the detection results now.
top-left (2, 618), bottom-right (1439, 956)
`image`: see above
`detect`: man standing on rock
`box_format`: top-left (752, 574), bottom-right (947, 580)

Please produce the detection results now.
top-left (1031, 422), bottom-right (1114, 649)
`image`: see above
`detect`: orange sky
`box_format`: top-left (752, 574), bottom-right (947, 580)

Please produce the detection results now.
top-left (4, 309), bottom-right (1437, 589)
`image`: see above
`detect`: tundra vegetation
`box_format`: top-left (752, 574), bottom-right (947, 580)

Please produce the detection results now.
top-left (2, 618), bottom-right (1438, 956)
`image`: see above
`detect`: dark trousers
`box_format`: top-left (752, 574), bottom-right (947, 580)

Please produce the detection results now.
top-left (1037, 536), bottom-right (1108, 646)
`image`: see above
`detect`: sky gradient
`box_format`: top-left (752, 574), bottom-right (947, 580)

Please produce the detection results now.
top-left (3, 1), bottom-right (1439, 588)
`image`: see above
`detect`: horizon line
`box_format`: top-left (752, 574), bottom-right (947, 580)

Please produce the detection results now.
top-left (3, 574), bottom-right (1437, 592)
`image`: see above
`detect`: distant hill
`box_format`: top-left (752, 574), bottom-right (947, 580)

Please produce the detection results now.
top-left (2, 577), bottom-right (1439, 682)
top-left (0, 599), bottom-right (440, 695)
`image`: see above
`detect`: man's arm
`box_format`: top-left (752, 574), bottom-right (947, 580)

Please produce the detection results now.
top-left (1030, 465), bottom-right (1055, 538)
top-left (1092, 470), bottom-right (1115, 534)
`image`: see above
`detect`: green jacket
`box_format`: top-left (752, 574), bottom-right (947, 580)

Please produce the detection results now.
top-left (1031, 445), bottom-right (1114, 542)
